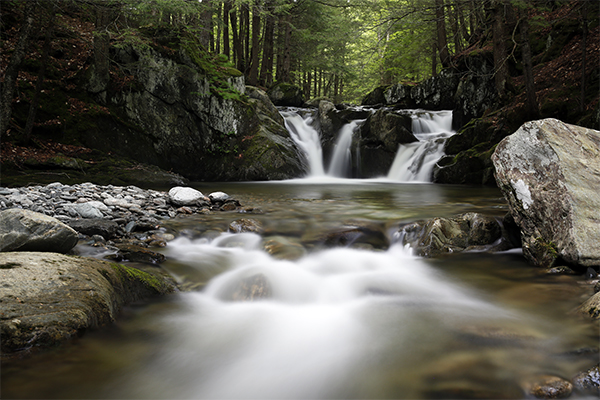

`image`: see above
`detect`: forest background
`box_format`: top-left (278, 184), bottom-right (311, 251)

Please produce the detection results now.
top-left (0, 0), bottom-right (598, 183)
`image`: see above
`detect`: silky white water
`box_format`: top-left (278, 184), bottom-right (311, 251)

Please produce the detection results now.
top-left (387, 110), bottom-right (455, 182)
top-left (3, 184), bottom-right (597, 400)
top-left (281, 108), bottom-right (455, 182)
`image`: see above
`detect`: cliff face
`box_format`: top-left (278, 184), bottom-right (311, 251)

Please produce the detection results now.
top-left (81, 44), bottom-right (304, 182)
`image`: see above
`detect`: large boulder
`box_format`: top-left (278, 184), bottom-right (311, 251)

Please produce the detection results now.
top-left (0, 252), bottom-right (174, 355)
top-left (492, 119), bottom-right (600, 268)
top-left (0, 209), bottom-right (78, 253)
top-left (267, 82), bottom-right (305, 107)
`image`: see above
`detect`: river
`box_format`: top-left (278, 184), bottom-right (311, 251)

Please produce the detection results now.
top-left (2, 181), bottom-right (598, 399)
top-left (2, 109), bottom-right (598, 399)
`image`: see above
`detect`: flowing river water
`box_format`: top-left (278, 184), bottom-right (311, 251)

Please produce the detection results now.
top-left (2, 111), bottom-right (599, 399)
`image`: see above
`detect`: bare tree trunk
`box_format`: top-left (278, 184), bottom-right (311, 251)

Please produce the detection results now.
top-left (24, 4), bottom-right (56, 143)
top-left (242, 4), bottom-right (250, 74)
top-left (199, 0), bottom-right (213, 50)
top-left (248, 6), bottom-right (261, 86)
top-left (491, 0), bottom-right (508, 98)
top-left (519, 10), bottom-right (539, 119)
top-left (259, 3), bottom-right (275, 87)
top-left (579, 0), bottom-right (588, 113)
top-left (215, 2), bottom-right (221, 54)
top-left (1, 1), bottom-right (36, 136)
top-left (435, 0), bottom-right (451, 68)
top-left (91, 2), bottom-right (114, 94)
top-left (432, 40), bottom-right (438, 77)
top-left (223, 1), bottom-right (231, 59)
top-left (281, 17), bottom-right (292, 83)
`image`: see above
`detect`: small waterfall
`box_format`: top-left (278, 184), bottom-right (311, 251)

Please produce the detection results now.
top-left (387, 110), bottom-right (454, 182)
top-left (281, 110), bottom-right (326, 177)
top-left (327, 120), bottom-right (364, 178)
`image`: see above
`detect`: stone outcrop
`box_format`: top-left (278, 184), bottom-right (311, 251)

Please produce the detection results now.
top-left (362, 52), bottom-right (497, 129)
top-left (492, 119), bottom-right (600, 269)
top-left (83, 44), bottom-right (304, 181)
top-left (0, 252), bottom-right (174, 356)
top-left (0, 209), bottom-right (78, 253)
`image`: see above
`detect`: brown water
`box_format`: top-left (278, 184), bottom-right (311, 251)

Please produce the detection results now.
top-left (2, 181), bottom-right (598, 399)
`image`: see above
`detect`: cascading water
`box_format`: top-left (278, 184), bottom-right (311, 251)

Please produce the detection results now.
top-left (280, 108), bottom-right (454, 182)
top-left (106, 232), bottom-right (574, 399)
top-left (387, 110), bottom-right (455, 182)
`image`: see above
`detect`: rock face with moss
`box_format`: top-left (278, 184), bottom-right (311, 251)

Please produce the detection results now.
top-left (83, 43), bottom-right (304, 181)
top-left (492, 119), bottom-right (600, 269)
top-left (0, 252), bottom-right (174, 356)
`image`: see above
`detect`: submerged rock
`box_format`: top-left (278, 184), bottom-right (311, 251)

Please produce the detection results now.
top-left (521, 375), bottom-right (573, 399)
top-left (0, 209), bottom-right (78, 253)
top-left (572, 364), bottom-right (600, 395)
top-left (492, 119), bottom-right (600, 268)
top-left (0, 252), bottom-right (174, 356)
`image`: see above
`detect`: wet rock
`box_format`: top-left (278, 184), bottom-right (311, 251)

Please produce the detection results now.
top-left (67, 219), bottom-right (119, 239)
top-left (230, 273), bottom-right (272, 301)
top-left (492, 119), bottom-right (600, 268)
top-left (228, 218), bottom-right (263, 234)
top-left (0, 252), bottom-right (174, 356)
top-left (320, 224), bottom-right (389, 250)
top-left (398, 213), bottom-right (503, 257)
top-left (110, 243), bottom-right (166, 264)
top-left (263, 236), bottom-right (307, 260)
top-left (576, 291), bottom-right (600, 320)
top-left (168, 186), bottom-right (209, 207)
top-left (572, 364), bottom-right (600, 395)
top-left (0, 209), bottom-right (78, 253)
top-left (521, 375), bottom-right (573, 399)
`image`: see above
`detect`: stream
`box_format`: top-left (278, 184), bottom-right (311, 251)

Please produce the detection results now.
top-left (2, 110), bottom-right (598, 399)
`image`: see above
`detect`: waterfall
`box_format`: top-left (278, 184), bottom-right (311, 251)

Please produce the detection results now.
top-left (327, 119), bottom-right (364, 178)
top-left (281, 110), bottom-right (326, 177)
top-left (280, 108), bottom-right (454, 182)
top-left (387, 110), bottom-right (455, 182)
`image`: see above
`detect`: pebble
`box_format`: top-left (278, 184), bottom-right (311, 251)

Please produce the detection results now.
top-left (0, 183), bottom-right (240, 239)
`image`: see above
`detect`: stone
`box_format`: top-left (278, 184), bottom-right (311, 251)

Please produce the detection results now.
top-left (67, 219), bottom-right (120, 239)
top-left (68, 201), bottom-right (107, 218)
top-left (0, 209), bottom-right (78, 253)
top-left (398, 213), bottom-right (504, 257)
top-left (521, 375), bottom-right (573, 399)
top-left (168, 186), bottom-right (208, 206)
top-left (572, 364), bottom-right (600, 395)
top-left (492, 119), bottom-right (600, 268)
top-left (230, 273), bottom-right (272, 301)
top-left (0, 252), bottom-right (174, 355)
top-left (208, 191), bottom-right (230, 202)
top-left (267, 82), bottom-right (305, 107)
top-left (576, 291), bottom-right (600, 319)
top-left (228, 218), bottom-right (263, 234)
top-left (110, 243), bottom-right (166, 264)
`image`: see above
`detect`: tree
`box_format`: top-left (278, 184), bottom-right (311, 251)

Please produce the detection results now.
top-left (490, 0), bottom-right (509, 98)
top-left (435, 0), bottom-right (451, 68)
top-left (1, 1), bottom-right (37, 136)
top-left (518, 3), bottom-right (539, 119)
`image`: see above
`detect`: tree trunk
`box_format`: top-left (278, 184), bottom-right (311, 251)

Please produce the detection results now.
top-left (1, 1), bottom-right (36, 136)
top-left (242, 4), bottom-right (250, 74)
top-left (432, 40), bottom-right (438, 77)
top-left (435, 0), bottom-right (451, 68)
top-left (24, 4), bottom-right (56, 143)
top-left (199, 0), bottom-right (213, 50)
top-left (259, 3), bottom-right (275, 87)
top-left (223, 1), bottom-right (231, 59)
top-left (491, 0), bottom-right (508, 98)
top-left (519, 11), bottom-right (539, 119)
top-left (579, 0), bottom-right (588, 113)
top-left (248, 6), bottom-right (261, 86)
top-left (92, 2), bottom-right (114, 94)
top-left (230, 7), bottom-right (243, 70)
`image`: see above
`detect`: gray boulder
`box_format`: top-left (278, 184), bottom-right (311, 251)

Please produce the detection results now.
top-left (492, 119), bottom-right (600, 268)
top-left (0, 209), bottom-right (78, 253)
top-left (0, 252), bottom-right (174, 355)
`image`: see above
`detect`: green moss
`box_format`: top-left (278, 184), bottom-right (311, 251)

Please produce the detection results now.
top-left (110, 263), bottom-right (167, 293)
